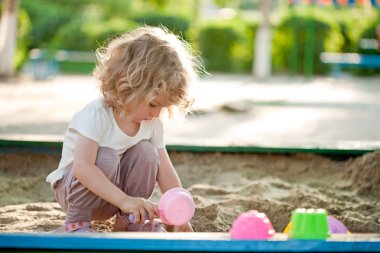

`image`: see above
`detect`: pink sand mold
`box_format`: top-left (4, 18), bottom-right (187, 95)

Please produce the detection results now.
top-left (128, 187), bottom-right (195, 226)
top-left (230, 210), bottom-right (275, 240)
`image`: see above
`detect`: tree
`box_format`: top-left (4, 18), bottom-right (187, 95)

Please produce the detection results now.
top-left (0, 0), bottom-right (19, 78)
top-left (253, 0), bottom-right (271, 78)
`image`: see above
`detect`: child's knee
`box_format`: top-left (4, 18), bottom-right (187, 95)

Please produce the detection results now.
top-left (96, 147), bottom-right (119, 173)
top-left (129, 141), bottom-right (159, 170)
top-left (134, 140), bottom-right (159, 160)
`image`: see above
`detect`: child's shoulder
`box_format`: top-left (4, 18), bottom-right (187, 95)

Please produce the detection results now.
top-left (80, 97), bottom-right (109, 113)
top-left (68, 97), bottom-right (113, 137)
top-left (76, 97), bottom-right (112, 120)
top-left (84, 97), bottom-right (105, 110)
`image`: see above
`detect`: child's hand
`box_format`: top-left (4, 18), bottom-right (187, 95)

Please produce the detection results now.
top-left (173, 221), bottom-right (193, 232)
top-left (120, 196), bottom-right (158, 225)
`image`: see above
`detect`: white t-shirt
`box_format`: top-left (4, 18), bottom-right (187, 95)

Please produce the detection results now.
top-left (46, 97), bottom-right (165, 186)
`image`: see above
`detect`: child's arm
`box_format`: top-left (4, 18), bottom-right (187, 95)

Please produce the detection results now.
top-left (73, 134), bottom-right (157, 224)
top-left (157, 148), bottom-right (182, 192)
top-left (157, 148), bottom-right (194, 232)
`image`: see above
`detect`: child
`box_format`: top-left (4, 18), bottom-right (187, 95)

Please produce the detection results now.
top-left (46, 26), bottom-right (200, 233)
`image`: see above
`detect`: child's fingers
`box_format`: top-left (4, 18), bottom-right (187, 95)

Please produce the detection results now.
top-left (153, 203), bottom-right (159, 215)
top-left (144, 201), bottom-right (155, 222)
top-left (132, 210), bottom-right (140, 224)
top-left (147, 200), bottom-right (159, 216)
top-left (138, 207), bottom-right (146, 225)
top-left (133, 210), bottom-right (140, 223)
top-left (147, 206), bottom-right (155, 222)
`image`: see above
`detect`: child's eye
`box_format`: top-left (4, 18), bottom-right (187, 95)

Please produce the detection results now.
top-left (149, 103), bottom-right (157, 108)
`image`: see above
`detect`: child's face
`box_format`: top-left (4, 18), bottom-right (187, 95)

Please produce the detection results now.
top-left (132, 94), bottom-right (171, 123)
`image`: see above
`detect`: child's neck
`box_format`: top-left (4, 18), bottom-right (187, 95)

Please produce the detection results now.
top-left (114, 111), bottom-right (140, 137)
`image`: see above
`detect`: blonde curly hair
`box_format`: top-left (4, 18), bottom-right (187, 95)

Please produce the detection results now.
top-left (93, 26), bottom-right (200, 118)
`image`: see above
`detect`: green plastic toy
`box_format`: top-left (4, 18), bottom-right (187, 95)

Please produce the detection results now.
top-left (288, 208), bottom-right (330, 240)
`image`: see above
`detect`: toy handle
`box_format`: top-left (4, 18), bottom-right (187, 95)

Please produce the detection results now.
top-left (128, 213), bottom-right (151, 223)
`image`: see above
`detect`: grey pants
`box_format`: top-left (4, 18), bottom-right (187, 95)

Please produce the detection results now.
top-left (54, 140), bottom-right (160, 224)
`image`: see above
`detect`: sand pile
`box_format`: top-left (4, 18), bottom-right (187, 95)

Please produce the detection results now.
top-left (0, 151), bottom-right (379, 233)
top-left (343, 152), bottom-right (380, 197)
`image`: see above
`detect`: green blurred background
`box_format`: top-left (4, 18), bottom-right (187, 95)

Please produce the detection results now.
top-left (3, 0), bottom-right (380, 76)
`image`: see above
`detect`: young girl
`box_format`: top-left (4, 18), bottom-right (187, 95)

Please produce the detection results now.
top-left (46, 26), bottom-right (200, 233)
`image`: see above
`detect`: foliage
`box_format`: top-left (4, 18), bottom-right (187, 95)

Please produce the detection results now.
top-left (89, 0), bottom-right (134, 18)
top-left (354, 20), bottom-right (380, 75)
top-left (272, 5), bottom-right (379, 75)
top-left (325, 7), bottom-right (380, 75)
top-left (20, 0), bottom-right (74, 48)
top-left (239, 0), bottom-right (261, 10)
top-left (334, 7), bottom-right (378, 52)
top-left (272, 6), bottom-right (341, 75)
top-left (198, 19), bottom-right (257, 73)
top-left (11, 1), bottom-right (380, 75)
top-left (14, 8), bottom-right (32, 70)
top-left (132, 13), bottom-right (191, 40)
top-left (49, 18), bottom-right (138, 51)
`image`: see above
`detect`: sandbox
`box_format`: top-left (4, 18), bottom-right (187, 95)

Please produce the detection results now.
top-left (0, 140), bottom-right (379, 252)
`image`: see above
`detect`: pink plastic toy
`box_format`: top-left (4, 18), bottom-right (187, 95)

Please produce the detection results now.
top-left (230, 210), bottom-right (275, 240)
top-left (128, 187), bottom-right (195, 226)
top-left (158, 187), bottom-right (195, 226)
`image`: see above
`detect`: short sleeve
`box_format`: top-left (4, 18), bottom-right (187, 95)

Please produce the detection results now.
top-left (68, 105), bottom-right (109, 143)
top-left (151, 118), bottom-right (165, 149)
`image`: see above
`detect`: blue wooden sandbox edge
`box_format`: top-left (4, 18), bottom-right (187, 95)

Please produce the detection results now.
top-left (0, 233), bottom-right (380, 252)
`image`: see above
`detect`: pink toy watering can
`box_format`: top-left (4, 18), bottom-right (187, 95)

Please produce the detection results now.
top-left (128, 187), bottom-right (195, 226)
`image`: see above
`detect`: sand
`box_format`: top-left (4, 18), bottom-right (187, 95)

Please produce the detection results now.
top-left (0, 151), bottom-right (379, 233)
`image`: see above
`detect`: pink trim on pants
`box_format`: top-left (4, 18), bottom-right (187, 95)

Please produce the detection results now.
top-left (54, 140), bottom-right (160, 224)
